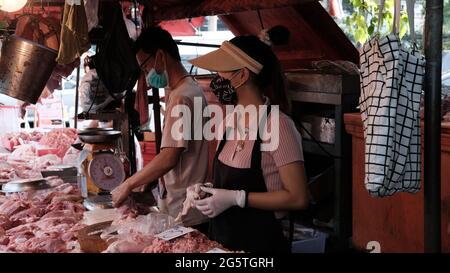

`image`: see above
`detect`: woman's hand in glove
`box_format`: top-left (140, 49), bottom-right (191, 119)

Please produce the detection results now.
top-left (194, 187), bottom-right (246, 218)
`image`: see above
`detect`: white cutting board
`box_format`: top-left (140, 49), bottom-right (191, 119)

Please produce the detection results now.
top-left (82, 209), bottom-right (119, 226)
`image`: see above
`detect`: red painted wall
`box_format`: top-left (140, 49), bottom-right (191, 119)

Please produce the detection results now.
top-left (344, 113), bottom-right (450, 252)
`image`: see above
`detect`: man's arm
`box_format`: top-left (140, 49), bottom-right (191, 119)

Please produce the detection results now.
top-left (123, 146), bottom-right (184, 190)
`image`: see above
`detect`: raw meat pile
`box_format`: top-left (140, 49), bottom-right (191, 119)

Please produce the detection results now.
top-left (0, 128), bottom-right (77, 159)
top-left (0, 163), bottom-right (15, 182)
top-left (101, 203), bottom-right (225, 253)
top-left (103, 227), bottom-right (224, 254)
top-left (0, 132), bottom-right (43, 151)
top-left (0, 128), bottom-right (79, 183)
top-left (114, 198), bottom-right (153, 221)
top-left (0, 154), bottom-right (64, 182)
top-left (38, 128), bottom-right (78, 158)
top-left (103, 233), bottom-right (156, 253)
top-left (0, 160), bottom-right (42, 181)
top-left (141, 230), bottom-right (224, 253)
top-left (0, 178), bottom-right (86, 253)
top-left (9, 145), bottom-right (37, 160)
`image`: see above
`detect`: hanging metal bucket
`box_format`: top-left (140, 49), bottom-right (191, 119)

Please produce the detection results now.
top-left (0, 35), bottom-right (57, 104)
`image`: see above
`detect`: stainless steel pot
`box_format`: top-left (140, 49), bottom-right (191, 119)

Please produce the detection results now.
top-left (0, 35), bottom-right (57, 104)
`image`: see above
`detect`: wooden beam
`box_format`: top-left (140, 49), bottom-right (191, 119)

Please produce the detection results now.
top-left (294, 1), bottom-right (359, 65)
top-left (30, 0), bottom-right (118, 6)
top-left (152, 0), bottom-right (317, 21)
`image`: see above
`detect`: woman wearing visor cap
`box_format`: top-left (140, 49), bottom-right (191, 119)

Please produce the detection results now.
top-left (188, 26), bottom-right (309, 253)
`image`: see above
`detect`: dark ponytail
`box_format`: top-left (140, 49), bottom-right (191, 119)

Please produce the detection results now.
top-left (229, 25), bottom-right (291, 114)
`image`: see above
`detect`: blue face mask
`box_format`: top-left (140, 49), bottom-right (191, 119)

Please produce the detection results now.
top-left (146, 68), bottom-right (168, 88)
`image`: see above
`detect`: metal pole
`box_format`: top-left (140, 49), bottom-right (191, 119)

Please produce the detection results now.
top-left (74, 66), bottom-right (81, 129)
top-left (175, 41), bottom-right (220, 48)
top-left (152, 87), bottom-right (162, 153)
top-left (125, 90), bottom-right (137, 175)
top-left (424, 0), bottom-right (443, 253)
top-left (208, 16), bottom-right (218, 32)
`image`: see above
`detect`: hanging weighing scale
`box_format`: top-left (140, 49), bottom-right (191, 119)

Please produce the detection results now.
top-left (88, 152), bottom-right (125, 191)
top-left (78, 129), bottom-right (126, 195)
top-left (77, 128), bottom-right (157, 211)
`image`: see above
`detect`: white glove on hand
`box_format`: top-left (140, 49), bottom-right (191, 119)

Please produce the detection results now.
top-left (194, 187), bottom-right (246, 218)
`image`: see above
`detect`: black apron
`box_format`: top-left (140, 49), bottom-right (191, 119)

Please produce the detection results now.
top-left (209, 106), bottom-right (289, 253)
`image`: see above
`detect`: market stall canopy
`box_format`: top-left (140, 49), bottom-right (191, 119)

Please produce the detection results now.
top-left (140, 0), bottom-right (358, 68)
top-left (22, 0), bottom-right (315, 16)
top-left (142, 0), bottom-right (317, 21)
top-left (160, 17), bottom-right (204, 36)
top-left (3, 0), bottom-right (358, 69)
top-left (220, 1), bottom-right (358, 68)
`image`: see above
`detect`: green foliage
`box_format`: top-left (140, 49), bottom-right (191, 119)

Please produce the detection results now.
top-left (444, 0), bottom-right (450, 34)
top-left (344, 0), bottom-right (410, 45)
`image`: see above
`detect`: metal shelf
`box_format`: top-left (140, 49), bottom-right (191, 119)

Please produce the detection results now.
top-left (289, 91), bottom-right (342, 105)
top-left (289, 91), bottom-right (359, 106)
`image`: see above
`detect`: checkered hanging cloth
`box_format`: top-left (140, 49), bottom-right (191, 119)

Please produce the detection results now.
top-left (359, 0), bottom-right (425, 197)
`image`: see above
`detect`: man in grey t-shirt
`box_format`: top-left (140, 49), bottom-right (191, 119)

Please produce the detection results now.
top-left (112, 27), bottom-right (208, 230)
